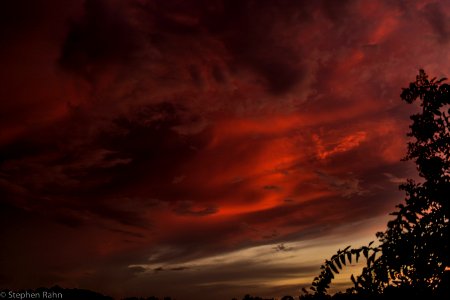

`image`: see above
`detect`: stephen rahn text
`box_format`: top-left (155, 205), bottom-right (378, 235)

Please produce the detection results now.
top-left (7, 291), bottom-right (62, 299)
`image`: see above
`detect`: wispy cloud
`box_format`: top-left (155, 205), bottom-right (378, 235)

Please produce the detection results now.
top-left (0, 0), bottom-right (448, 299)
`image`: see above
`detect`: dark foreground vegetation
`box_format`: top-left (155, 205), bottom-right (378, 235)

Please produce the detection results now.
top-left (1, 71), bottom-right (448, 300)
top-left (300, 70), bottom-right (449, 299)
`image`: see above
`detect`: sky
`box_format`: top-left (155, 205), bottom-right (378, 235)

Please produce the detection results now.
top-left (1, 0), bottom-right (450, 299)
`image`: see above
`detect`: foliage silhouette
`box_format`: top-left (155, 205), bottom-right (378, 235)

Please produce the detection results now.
top-left (240, 295), bottom-right (274, 300)
top-left (301, 70), bottom-right (449, 299)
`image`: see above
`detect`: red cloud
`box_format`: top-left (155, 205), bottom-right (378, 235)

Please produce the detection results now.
top-left (1, 0), bottom-right (449, 299)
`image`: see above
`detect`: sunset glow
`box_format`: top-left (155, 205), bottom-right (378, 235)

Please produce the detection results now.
top-left (1, 1), bottom-right (449, 299)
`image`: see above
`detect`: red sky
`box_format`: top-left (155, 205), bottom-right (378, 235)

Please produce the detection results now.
top-left (1, 0), bottom-right (450, 299)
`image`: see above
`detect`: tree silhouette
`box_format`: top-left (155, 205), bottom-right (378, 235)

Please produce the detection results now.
top-left (302, 70), bottom-right (449, 299)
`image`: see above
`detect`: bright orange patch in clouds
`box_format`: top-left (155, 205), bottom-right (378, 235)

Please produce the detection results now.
top-left (314, 131), bottom-right (367, 160)
top-left (2, 1), bottom-right (450, 299)
top-left (179, 116), bottom-right (305, 215)
top-left (209, 115), bottom-right (303, 145)
top-left (167, 110), bottom-right (390, 221)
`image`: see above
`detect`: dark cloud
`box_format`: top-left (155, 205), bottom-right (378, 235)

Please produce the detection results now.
top-left (59, 0), bottom-right (141, 77)
top-left (274, 243), bottom-right (293, 252)
top-left (128, 266), bottom-right (146, 274)
top-left (172, 201), bottom-right (219, 216)
top-left (201, 0), bottom-right (309, 94)
top-left (59, 0), bottom-right (312, 94)
top-left (263, 185), bottom-right (281, 191)
top-left (0, 0), bottom-right (78, 46)
top-left (1, 0), bottom-right (450, 299)
top-left (170, 266), bottom-right (190, 271)
top-left (422, 2), bottom-right (450, 43)
top-left (320, 0), bottom-right (353, 23)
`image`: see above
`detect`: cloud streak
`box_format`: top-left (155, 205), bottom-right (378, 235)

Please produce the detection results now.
top-left (1, 0), bottom-right (449, 299)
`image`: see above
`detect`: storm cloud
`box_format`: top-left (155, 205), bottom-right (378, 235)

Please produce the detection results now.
top-left (1, 0), bottom-right (449, 299)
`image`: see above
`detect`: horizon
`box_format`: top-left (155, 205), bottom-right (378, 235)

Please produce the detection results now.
top-left (1, 1), bottom-right (450, 299)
